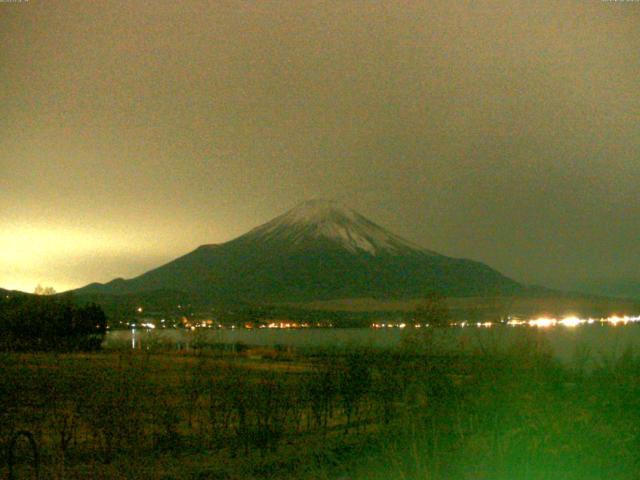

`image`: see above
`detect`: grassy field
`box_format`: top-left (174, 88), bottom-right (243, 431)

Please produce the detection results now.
top-left (2, 331), bottom-right (640, 479)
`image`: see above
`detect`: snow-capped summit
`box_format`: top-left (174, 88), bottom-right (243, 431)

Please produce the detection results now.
top-left (263, 199), bottom-right (358, 225)
top-left (244, 199), bottom-right (432, 256)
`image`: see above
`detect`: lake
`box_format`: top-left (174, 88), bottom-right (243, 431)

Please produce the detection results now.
top-left (105, 321), bottom-right (640, 365)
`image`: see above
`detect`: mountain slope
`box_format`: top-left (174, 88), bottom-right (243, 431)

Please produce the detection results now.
top-left (77, 200), bottom-right (522, 302)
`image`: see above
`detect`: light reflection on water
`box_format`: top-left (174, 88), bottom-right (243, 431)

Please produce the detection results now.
top-left (108, 320), bottom-right (640, 365)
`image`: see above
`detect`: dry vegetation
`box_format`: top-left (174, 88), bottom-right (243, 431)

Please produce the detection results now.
top-left (2, 333), bottom-right (640, 479)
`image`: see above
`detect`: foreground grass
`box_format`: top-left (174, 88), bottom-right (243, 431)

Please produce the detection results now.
top-left (2, 332), bottom-right (640, 479)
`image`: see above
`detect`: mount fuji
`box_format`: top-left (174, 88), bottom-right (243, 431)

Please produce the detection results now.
top-left (77, 200), bottom-right (521, 303)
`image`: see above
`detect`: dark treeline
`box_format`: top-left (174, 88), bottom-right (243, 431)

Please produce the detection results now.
top-left (78, 290), bottom-right (520, 329)
top-left (0, 293), bottom-right (107, 351)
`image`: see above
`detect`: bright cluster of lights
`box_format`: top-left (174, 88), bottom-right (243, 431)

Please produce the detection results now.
top-left (606, 315), bottom-right (636, 326)
top-left (458, 321), bottom-right (497, 328)
top-left (181, 317), bottom-right (217, 330)
top-left (264, 322), bottom-right (310, 329)
top-left (508, 315), bottom-right (640, 328)
top-left (527, 317), bottom-right (558, 328)
top-left (369, 315), bottom-right (640, 330)
top-left (371, 323), bottom-right (410, 329)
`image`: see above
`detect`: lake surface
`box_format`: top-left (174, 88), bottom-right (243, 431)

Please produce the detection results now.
top-left (105, 323), bottom-right (640, 365)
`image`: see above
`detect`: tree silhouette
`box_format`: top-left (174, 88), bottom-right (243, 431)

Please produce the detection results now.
top-left (413, 293), bottom-right (450, 327)
top-left (34, 284), bottom-right (56, 296)
top-left (0, 294), bottom-right (107, 351)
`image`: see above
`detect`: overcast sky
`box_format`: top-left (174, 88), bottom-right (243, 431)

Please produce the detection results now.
top-left (1, 0), bottom-right (639, 293)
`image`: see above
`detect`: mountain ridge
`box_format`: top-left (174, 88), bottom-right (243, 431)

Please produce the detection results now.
top-left (76, 200), bottom-right (522, 302)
